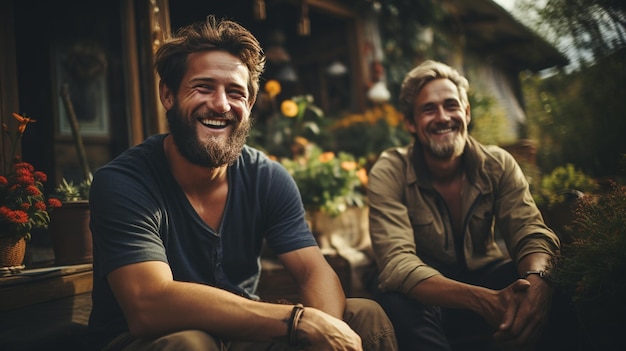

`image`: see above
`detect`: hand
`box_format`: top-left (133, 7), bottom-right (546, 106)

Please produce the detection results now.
top-left (493, 276), bottom-right (553, 350)
top-left (478, 278), bottom-right (530, 331)
top-left (295, 307), bottom-right (363, 351)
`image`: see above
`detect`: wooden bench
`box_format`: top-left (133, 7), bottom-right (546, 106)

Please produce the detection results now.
top-left (0, 264), bottom-right (94, 351)
top-left (0, 254), bottom-right (367, 351)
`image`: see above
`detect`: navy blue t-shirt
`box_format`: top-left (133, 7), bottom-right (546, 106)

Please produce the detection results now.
top-left (88, 134), bottom-right (317, 340)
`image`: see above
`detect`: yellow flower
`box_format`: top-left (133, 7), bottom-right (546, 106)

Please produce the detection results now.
top-left (318, 152), bottom-right (335, 163)
top-left (264, 79), bottom-right (281, 98)
top-left (281, 99), bottom-right (299, 117)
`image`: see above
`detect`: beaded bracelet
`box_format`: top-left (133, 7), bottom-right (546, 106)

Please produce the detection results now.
top-left (287, 303), bottom-right (305, 347)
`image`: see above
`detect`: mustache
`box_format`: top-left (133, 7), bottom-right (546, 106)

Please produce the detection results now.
top-left (195, 110), bottom-right (238, 121)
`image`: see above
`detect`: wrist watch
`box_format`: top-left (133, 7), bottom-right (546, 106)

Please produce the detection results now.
top-left (523, 270), bottom-right (546, 279)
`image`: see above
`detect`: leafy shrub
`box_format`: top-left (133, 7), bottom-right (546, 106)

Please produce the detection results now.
top-left (547, 180), bottom-right (626, 303)
top-left (533, 163), bottom-right (597, 208)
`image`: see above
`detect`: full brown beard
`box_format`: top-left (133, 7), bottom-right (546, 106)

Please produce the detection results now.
top-left (166, 101), bottom-right (251, 168)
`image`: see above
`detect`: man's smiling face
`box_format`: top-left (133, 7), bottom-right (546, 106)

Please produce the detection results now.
top-left (164, 50), bottom-right (253, 168)
top-left (406, 78), bottom-right (471, 160)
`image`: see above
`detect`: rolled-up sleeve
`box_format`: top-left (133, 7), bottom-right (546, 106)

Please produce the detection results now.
top-left (493, 150), bottom-right (560, 263)
top-left (368, 150), bottom-right (440, 294)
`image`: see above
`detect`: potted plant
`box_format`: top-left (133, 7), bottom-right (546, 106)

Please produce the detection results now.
top-left (547, 179), bottom-right (626, 349)
top-left (280, 143), bottom-right (368, 252)
top-left (249, 80), bottom-right (325, 159)
top-left (48, 175), bottom-right (92, 266)
top-left (46, 85), bottom-right (94, 266)
top-left (0, 113), bottom-right (62, 270)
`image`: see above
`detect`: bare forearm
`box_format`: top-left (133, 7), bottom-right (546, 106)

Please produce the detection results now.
top-left (121, 280), bottom-right (292, 340)
top-left (407, 274), bottom-right (495, 313)
top-left (297, 267), bottom-right (346, 319)
top-left (279, 247), bottom-right (346, 319)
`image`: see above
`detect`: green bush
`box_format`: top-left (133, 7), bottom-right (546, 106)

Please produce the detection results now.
top-left (548, 180), bottom-right (626, 304)
top-left (533, 163), bottom-right (597, 208)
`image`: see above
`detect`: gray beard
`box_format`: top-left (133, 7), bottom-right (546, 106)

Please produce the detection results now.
top-left (425, 133), bottom-right (466, 159)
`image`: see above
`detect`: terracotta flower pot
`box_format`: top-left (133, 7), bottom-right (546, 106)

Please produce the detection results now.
top-left (48, 201), bottom-right (92, 266)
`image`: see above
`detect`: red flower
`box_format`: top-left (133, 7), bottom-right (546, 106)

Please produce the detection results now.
top-left (47, 198), bottom-right (62, 208)
top-left (14, 162), bottom-right (34, 173)
top-left (16, 173), bottom-right (35, 186)
top-left (1, 209), bottom-right (29, 224)
top-left (0, 206), bottom-right (11, 218)
top-left (1, 113), bottom-right (56, 241)
top-left (33, 171), bottom-right (47, 183)
top-left (25, 185), bottom-right (41, 196)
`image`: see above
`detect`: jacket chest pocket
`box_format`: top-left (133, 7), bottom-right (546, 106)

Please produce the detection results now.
top-left (467, 201), bottom-right (495, 253)
top-left (407, 202), bottom-right (453, 261)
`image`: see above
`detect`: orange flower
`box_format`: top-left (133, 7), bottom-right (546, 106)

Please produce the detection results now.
top-left (12, 112), bottom-right (36, 134)
top-left (264, 80), bottom-right (281, 98)
top-left (293, 136), bottom-right (309, 147)
top-left (319, 152), bottom-right (335, 163)
top-left (341, 161), bottom-right (357, 171)
top-left (280, 99), bottom-right (299, 117)
top-left (357, 168), bottom-right (368, 186)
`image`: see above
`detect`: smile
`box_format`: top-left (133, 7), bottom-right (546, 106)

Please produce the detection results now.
top-left (199, 118), bottom-right (230, 129)
top-left (433, 127), bottom-right (454, 134)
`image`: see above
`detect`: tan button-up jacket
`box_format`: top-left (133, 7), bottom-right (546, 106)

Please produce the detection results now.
top-left (368, 137), bottom-right (560, 294)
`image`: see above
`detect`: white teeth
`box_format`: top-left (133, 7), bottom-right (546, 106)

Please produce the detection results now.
top-left (200, 119), bottom-right (227, 126)
top-left (434, 128), bottom-right (452, 134)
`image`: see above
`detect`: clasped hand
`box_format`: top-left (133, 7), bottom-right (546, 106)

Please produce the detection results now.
top-left (483, 278), bottom-right (552, 350)
top-left (295, 307), bottom-right (363, 351)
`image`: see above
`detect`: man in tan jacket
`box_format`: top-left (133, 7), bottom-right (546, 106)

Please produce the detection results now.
top-left (368, 60), bottom-right (577, 350)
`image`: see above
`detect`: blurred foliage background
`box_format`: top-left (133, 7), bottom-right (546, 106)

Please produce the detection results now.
top-left (514, 0), bottom-right (626, 180)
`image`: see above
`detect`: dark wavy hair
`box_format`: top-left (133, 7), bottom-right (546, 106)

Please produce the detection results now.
top-left (154, 15), bottom-right (266, 100)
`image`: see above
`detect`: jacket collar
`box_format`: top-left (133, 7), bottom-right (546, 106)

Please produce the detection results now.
top-left (409, 136), bottom-right (491, 193)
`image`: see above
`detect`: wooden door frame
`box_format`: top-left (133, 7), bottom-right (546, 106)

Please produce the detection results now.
top-left (0, 1), bottom-right (20, 174)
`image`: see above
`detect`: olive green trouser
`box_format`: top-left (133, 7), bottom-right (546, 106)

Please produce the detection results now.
top-left (103, 298), bottom-right (398, 351)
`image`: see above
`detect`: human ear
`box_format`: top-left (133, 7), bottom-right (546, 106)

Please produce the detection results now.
top-left (404, 116), bottom-right (417, 134)
top-left (159, 80), bottom-right (174, 110)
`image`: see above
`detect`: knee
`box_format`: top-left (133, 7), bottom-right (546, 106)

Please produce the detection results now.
top-left (344, 298), bottom-right (398, 351)
top-left (345, 298), bottom-right (389, 321)
top-left (376, 291), bottom-right (414, 315)
top-left (152, 330), bottom-right (220, 350)
top-left (377, 291), bottom-right (441, 323)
